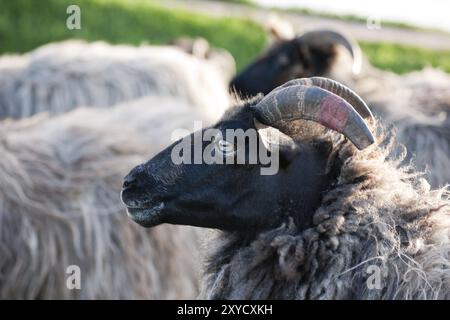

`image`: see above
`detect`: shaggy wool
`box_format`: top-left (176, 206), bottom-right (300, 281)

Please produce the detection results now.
top-left (201, 119), bottom-right (450, 299)
top-left (348, 65), bottom-right (450, 188)
top-left (0, 40), bottom-right (232, 121)
top-left (0, 96), bottom-right (208, 299)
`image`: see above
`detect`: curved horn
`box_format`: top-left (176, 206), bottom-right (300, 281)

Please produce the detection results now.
top-left (272, 77), bottom-right (373, 120)
top-left (253, 83), bottom-right (375, 150)
top-left (299, 30), bottom-right (362, 75)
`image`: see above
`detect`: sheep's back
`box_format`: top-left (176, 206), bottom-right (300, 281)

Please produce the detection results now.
top-left (0, 98), bottom-right (206, 299)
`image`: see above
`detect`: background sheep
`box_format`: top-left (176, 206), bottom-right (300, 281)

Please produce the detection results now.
top-left (350, 64), bottom-right (450, 187)
top-left (122, 78), bottom-right (450, 299)
top-left (0, 38), bottom-right (235, 298)
top-left (0, 95), bottom-right (209, 299)
top-left (229, 29), bottom-right (361, 98)
top-left (0, 40), bottom-right (233, 121)
top-left (229, 28), bottom-right (450, 188)
top-left (171, 37), bottom-right (236, 84)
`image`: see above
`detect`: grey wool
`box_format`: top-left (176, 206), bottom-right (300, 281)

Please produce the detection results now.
top-left (349, 65), bottom-right (450, 188)
top-left (0, 40), bottom-right (231, 121)
top-left (201, 121), bottom-right (450, 299)
top-left (0, 97), bottom-right (207, 299)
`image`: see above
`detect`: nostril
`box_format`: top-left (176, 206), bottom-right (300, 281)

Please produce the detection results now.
top-left (123, 174), bottom-right (137, 190)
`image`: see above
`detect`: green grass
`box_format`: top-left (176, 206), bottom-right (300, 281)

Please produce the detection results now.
top-left (213, 0), bottom-right (255, 5)
top-left (0, 0), bottom-right (449, 74)
top-left (0, 0), bottom-right (267, 70)
top-left (360, 41), bottom-right (450, 74)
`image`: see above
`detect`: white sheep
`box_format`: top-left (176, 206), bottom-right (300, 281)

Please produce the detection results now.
top-left (0, 95), bottom-right (210, 299)
top-left (0, 40), bottom-right (233, 121)
top-left (0, 39), bottom-right (234, 298)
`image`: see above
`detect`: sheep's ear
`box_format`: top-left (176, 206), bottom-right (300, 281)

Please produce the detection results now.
top-left (254, 119), bottom-right (299, 168)
top-left (172, 37), bottom-right (210, 58)
top-left (267, 14), bottom-right (296, 42)
top-left (190, 38), bottom-right (210, 59)
top-left (254, 118), bottom-right (294, 149)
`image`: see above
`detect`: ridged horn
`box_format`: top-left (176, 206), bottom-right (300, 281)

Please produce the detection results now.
top-left (272, 77), bottom-right (373, 120)
top-left (253, 83), bottom-right (375, 150)
top-left (299, 30), bottom-right (362, 75)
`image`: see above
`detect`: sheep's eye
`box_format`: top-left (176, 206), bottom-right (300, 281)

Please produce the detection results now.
top-left (214, 139), bottom-right (236, 157)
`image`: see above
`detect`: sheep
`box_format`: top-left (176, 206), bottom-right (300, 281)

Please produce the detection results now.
top-left (349, 65), bottom-right (450, 187)
top-left (0, 39), bottom-right (233, 121)
top-left (229, 29), bottom-right (362, 97)
top-left (171, 37), bottom-right (236, 83)
top-left (0, 95), bottom-right (211, 299)
top-left (0, 38), bottom-right (234, 299)
top-left (228, 28), bottom-right (450, 188)
top-left (122, 77), bottom-right (450, 299)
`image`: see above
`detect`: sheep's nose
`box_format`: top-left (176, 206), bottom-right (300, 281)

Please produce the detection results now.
top-left (122, 164), bottom-right (146, 190)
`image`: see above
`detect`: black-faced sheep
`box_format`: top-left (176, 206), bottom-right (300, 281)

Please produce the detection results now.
top-left (0, 40), bottom-right (232, 121)
top-left (122, 78), bottom-right (450, 299)
top-left (0, 96), bottom-right (208, 299)
top-left (229, 29), bottom-right (361, 97)
top-left (228, 29), bottom-right (450, 188)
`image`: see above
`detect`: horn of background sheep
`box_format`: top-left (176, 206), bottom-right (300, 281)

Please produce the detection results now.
top-left (272, 77), bottom-right (374, 120)
top-left (299, 30), bottom-right (362, 75)
top-left (253, 84), bottom-right (375, 150)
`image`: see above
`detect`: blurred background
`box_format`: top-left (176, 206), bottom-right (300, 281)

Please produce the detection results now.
top-left (1, 0), bottom-right (449, 74)
top-left (1, 0), bottom-right (449, 300)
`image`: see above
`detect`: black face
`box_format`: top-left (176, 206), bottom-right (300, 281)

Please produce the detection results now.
top-left (121, 105), bottom-right (338, 231)
top-left (230, 38), bottom-right (336, 97)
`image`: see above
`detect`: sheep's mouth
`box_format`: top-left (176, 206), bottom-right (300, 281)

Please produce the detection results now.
top-left (126, 202), bottom-right (165, 227)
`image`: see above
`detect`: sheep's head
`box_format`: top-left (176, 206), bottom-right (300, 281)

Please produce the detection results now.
top-left (230, 30), bottom-right (362, 97)
top-left (122, 77), bottom-right (374, 231)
